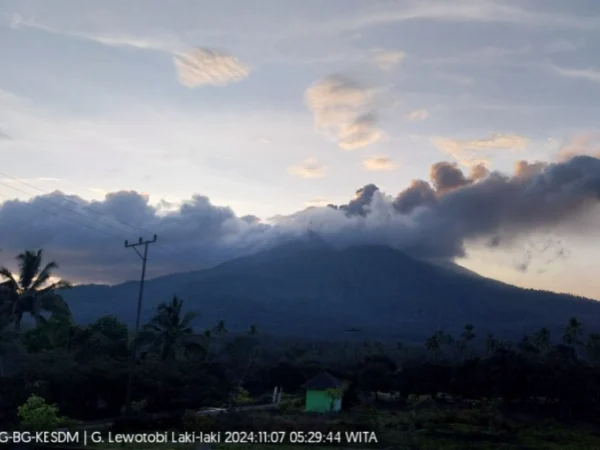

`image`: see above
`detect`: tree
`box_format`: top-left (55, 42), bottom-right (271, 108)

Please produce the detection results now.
top-left (205, 320), bottom-right (228, 361)
top-left (485, 333), bottom-right (498, 355)
top-left (213, 320), bottom-right (228, 335)
top-left (425, 333), bottom-right (441, 362)
top-left (18, 394), bottom-right (65, 431)
top-left (0, 250), bottom-right (72, 330)
top-left (0, 315), bottom-right (21, 377)
top-left (533, 327), bottom-right (552, 353)
top-left (457, 324), bottom-right (475, 361)
top-left (562, 317), bottom-right (584, 351)
top-left (138, 296), bottom-right (203, 361)
top-left (585, 333), bottom-right (600, 365)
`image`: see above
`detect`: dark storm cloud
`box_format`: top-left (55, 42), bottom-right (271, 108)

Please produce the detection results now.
top-left (1, 155), bottom-right (600, 283)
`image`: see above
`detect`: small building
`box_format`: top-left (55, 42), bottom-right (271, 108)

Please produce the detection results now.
top-left (301, 371), bottom-right (344, 413)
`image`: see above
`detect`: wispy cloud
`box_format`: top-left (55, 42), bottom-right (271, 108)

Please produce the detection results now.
top-left (0, 177), bottom-right (61, 184)
top-left (305, 75), bottom-right (383, 150)
top-left (423, 45), bottom-right (532, 66)
top-left (433, 132), bottom-right (529, 165)
top-left (88, 187), bottom-right (108, 197)
top-left (362, 156), bottom-right (397, 171)
top-left (5, 13), bottom-right (183, 53)
top-left (545, 39), bottom-right (585, 53)
top-left (372, 49), bottom-right (406, 71)
top-left (557, 133), bottom-right (600, 160)
top-left (288, 158), bottom-right (326, 179)
top-left (173, 48), bottom-right (251, 87)
top-left (304, 197), bottom-right (331, 207)
top-left (551, 65), bottom-right (600, 84)
top-left (405, 109), bottom-right (429, 121)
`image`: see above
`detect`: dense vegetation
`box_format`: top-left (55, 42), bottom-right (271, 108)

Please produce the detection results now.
top-left (1, 249), bottom-right (600, 449)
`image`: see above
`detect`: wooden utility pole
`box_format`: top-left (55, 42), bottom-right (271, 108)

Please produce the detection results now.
top-left (124, 234), bottom-right (157, 415)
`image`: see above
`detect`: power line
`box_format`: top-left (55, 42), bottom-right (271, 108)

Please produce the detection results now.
top-left (0, 173), bottom-right (154, 237)
top-left (0, 175), bottom-right (184, 266)
top-left (0, 188), bottom-right (124, 239)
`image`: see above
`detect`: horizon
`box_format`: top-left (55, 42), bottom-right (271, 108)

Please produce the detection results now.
top-left (2, 0), bottom-right (600, 299)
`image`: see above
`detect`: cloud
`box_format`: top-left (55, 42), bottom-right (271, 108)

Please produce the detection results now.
top-left (0, 177), bottom-right (62, 184)
top-left (1, 155), bottom-right (600, 283)
top-left (304, 198), bottom-right (331, 207)
top-left (557, 134), bottom-right (600, 161)
top-left (545, 39), bottom-right (585, 53)
top-left (372, 49), bottom-right (406, 71)
top-left (173, 48), bottom-right (251, 87)
top-left (433, 132), bottom-right (529, 165)
top-left (5, 13), bottom-right (184, 52)
top-left (423, 45), bottom-right (532, 66)
top-left (363, 156), bottom-right (397, 171)
top-left (305, 75), bottom-right (383, 150)
top-left (429, 162), bottom-right (470, 193)
top-left (551, 64), bottom-right (600, 84)
top-left (406, 109), bottom-right (429, 121)
top-left (0, 129), bottom-right (11, 140)
top-left (287, 158), bottom-right (326, 179)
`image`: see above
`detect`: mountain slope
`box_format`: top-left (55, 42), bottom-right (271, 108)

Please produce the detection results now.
top-left (63, 242), bottom-right (600, 341)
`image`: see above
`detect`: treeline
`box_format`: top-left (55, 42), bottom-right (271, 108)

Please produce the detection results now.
top-left (1, 249), bottom-right (599, 431)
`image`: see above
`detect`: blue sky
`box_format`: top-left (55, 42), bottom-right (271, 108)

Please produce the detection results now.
top-left (1, 0), bottom-right (600, 297)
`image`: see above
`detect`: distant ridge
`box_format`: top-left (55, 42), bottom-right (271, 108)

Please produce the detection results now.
top-left (63, 240), bottom-right (600, 341)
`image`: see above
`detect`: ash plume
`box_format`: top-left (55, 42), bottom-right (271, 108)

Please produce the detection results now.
top-left (1, 155), bottom-right (600, 283)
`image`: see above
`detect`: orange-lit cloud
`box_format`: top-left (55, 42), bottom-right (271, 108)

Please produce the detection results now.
top-left (174, 48), bottom-right (250, 87)
top-left (363, 155), bottom-right (397, 171)
top-left (288, 158), bottom-right (326, 178)
top-left (305, 75), bottom-right (383, 150)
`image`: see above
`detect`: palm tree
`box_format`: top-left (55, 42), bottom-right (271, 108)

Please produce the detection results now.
top-left (485, 333), bottom-right (498, 355)
top-left (562, 317), bottom-right (583, 349)
top-left (457, 324), bottom-right (475, 361)
top-left (213, 320), bottom-right (228, 335)
top-left (585, 333), bottom-right (600, 365)
top-left (0, 250), bottom-right (72, 330)
top-left (533, 327), bottom-right (552, 353)
top-left (138, 296), bottom-right (202, 361)
top-left (425, 333), bottom-right (441, 362)
top-left (204, 320), bottom-right (229, 361)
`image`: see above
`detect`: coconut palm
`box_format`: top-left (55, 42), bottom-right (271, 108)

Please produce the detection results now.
top-left (0, 250), bottom-right (72, 330)
top-left (213, 320), bottom-right (228, 335)
top-left (425, 333), bottom-right (441, 362)
top-left (562, 317), bottom-right (583, 349)
top-left (533, 327), bottom-right (552, 353)
top-left (485, 333), bottom-right (499, 355)
top-left (138, 296), bottom-right (203, 361)
top-left (585, 333), bottom-right (600, 365)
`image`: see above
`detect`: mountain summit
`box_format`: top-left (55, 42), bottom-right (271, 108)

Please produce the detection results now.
top-left (64, 241), bottom-right (600, 341)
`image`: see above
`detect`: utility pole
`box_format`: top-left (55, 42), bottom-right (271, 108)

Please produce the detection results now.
top-left (123, 234), bottom-right (157, 416)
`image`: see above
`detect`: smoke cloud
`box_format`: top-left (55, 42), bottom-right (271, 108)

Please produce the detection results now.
top-left (1, 155), bottom-right (600, 284)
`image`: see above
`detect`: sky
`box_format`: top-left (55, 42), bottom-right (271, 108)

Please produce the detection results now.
top-left (1, 0), bottom-right (600, 298)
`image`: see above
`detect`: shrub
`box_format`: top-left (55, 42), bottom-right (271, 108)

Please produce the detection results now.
top-left (17, 394), bottom-right (64, 431)
top-left (181, 410), bottom-right (217, 432)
